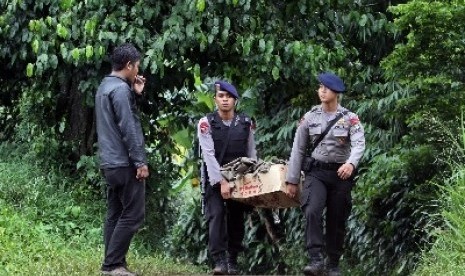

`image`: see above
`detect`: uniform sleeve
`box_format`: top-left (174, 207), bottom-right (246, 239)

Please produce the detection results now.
top-left (198, 117), bottom-right (224, 186)
top-left (285, 113), bottom-right (310, 185)
top-left (346, 113), bottom-right (365, 168)
top-left (247, 125), bottom-right (257, 160)
top-left (111, 86), bottom-right (147, 167)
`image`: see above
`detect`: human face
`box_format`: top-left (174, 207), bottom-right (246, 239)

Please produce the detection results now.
top-left (214, 91), bottom-right (236, 112)
top-left (317, 84), bottom-right (338, 104)
top-left (126, 60), bottom-right (140, 84)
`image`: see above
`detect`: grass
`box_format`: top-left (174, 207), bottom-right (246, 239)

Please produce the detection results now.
top-left (413, 167), bottom-right (465, 276)
top-left (0, 204), bottom-right (207, 275)
top-left (0, 154), bottom-right (208, 275)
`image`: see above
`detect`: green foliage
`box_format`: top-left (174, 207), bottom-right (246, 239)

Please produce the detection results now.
top-left (382, 0), bottom-right (465, 124)
top-left (164, 191), bottom-right (209, 265)
top-left (0, 144), bottom-right (207, 275)
top-left (346, 145), bottom-right (441, 275)
top-left (342, 1), bottom-right (465, 275)
top-left (413, 168), bottom-right (465, 276)
top-left (5, 0), bottom-right (454, 275)
top-left (412, 110), bottom-right (465, 275)
top-left (241, 208), bottom-right (307, 275)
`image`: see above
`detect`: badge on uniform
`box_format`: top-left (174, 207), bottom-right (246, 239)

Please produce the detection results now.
top-left (350, 116), bottom-right (360, 126)
top-left (200, 120), bottom-right (209, 134)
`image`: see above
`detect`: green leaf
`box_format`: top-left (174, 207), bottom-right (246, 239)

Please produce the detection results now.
top-left (70, 206), bottom-right (80, 218)
top-left (196, 92), bottom-right (214, 110)
top-left (172, 128), bottom-right (191, 149)
top-left (60, 0), bottom-right (74, 10)
top-left (224, 17), bottom-right (230, 30)
top-left (57, 23), bottom-right (69, 39)
top-left (272, 66), bottom-right (279, 80)
top-left (196, 0), bottom-right (206, 12)
top-left (186, 23), bottom-right (195, 38)
top-left (259, 39), bottom-right (265, 52)
top-left (71, 48), bottom-right (80, 61)
top-left (31, 39), bottom-right (39, 54)
top-left (59, 121), bottom-right (66, 133)
top-left (26, 63), bottom-right (34, 77)
top-left (243, 38), bottom-right (251, 56)
top-left (28, 20), bottom-right (36, 31)
top-left (60, 44), bottom-right (68, 60)
top-left (85, 45), bottom-right (93, 59)
top-left (193, 64), bottom-right (201, 86)
top-left (49, 54), bottom-right (58, 69)
top-left (359, 14), bottom-right (368, 27)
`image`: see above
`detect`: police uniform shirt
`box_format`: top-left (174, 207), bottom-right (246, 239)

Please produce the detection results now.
top-left (198, 114), bottom-right (257, 186)
top-left (286, 104), bottom-right (365, 185)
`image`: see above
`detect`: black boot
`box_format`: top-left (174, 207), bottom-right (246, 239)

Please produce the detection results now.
top-left (303, 254), bottom-right (325, 276)
top-left (327, 259), bottom-right (341, 276)
top-left (327, 266), bottom-right (341, 276)
top-left (212, 253), bottom-right (228, 275)
top-left (227, 253), bottom-right (240, 275)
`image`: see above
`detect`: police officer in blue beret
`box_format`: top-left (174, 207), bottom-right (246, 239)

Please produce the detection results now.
top-left (285, 72), bottom-right (366, 276)
top-left (197, 80), bottom-right (257, 274)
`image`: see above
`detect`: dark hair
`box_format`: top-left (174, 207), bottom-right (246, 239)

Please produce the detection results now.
top-left (110, 43), bottom-right (141, 71)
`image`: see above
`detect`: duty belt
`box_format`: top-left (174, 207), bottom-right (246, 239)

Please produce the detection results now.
top-left (313, 160), bottom-right (343, 171)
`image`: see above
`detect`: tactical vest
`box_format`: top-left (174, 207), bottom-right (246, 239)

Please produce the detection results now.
top-left (207, 111), bottom-right (251, 166)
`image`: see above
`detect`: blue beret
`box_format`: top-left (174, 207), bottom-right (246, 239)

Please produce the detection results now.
top-left (317, 72), bottom-right (345, 93)
top-left (214, 80), bottom-right (239, 99)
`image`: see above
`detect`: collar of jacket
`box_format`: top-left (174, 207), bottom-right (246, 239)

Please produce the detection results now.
top-left (106, 74), bottom-right (132, 87)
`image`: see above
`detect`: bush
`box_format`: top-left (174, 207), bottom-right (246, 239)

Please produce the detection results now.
top-left (345, 145), bottom-right (442, 275)
top-left (413, 167), bottom-right (465, 275)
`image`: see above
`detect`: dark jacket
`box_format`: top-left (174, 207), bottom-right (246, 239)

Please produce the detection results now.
top-left (95, 75), bottom-right (147, 169)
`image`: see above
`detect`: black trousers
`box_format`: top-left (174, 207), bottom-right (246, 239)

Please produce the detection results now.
top-left (205, 183), bottom-right (247, 258)
top-left (101, 166), bottom-right (145, 271)
top-left (300, 167), bottom-right (354, 264)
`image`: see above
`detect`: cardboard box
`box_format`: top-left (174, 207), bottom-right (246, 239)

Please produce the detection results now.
top-left (230, 164), bottom-right (301, 208)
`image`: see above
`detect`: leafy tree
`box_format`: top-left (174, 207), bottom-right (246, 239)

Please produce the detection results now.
top-left (5, 0), bottom-right (450, 275)
top-left (345, 1), bottom-right (465, 275)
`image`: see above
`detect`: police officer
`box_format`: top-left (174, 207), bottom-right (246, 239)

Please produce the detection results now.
top-left (197, 80), bottom-right (257, 275)
top-left (285, 72), bottom-right (365, 276)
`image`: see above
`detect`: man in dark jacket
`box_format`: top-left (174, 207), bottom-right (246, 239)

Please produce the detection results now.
top-left (95, 43), bottom-right (149, 276)
top-left (198, 80), bottom-right (257, 275)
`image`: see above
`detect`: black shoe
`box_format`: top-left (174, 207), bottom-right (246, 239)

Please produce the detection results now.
top-left (212, 262), bottom-right (228, 275)
top-left (212, 253), bottom-right (228, 275)
top-left (227, 257), bottom-right (240, 275)
top-left (327, 266), bottom-right (341, 276)
top-left (303, 259), bottom-right (325, 276)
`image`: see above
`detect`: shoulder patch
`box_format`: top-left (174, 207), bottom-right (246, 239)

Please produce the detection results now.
top-left (199, 118), bottom-right (210, 134)
top-left (349, 115), bottom-right (360, 126)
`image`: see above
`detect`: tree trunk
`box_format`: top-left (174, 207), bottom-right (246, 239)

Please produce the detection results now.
top-left (59, 69), bottom-right (96, 162)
